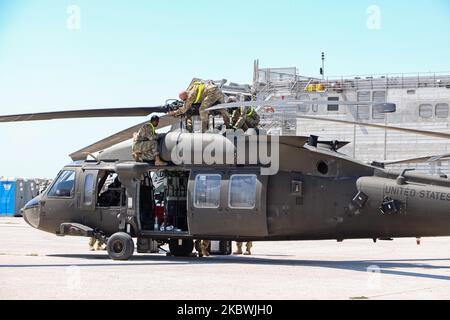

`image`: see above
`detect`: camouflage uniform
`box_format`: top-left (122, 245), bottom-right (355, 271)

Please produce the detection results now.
top-left (234, 241), bottom-right (253, 255)
top-left (176, 82), bottom-right (230, 133)
top-left (201, 240), bottom-right (210, 257)
top-left (88, 237), bottom-right (105, 251)
top-left (132, 123), bottom-right (159, 161)
top-left (195, 239), bottom-right (211, 257)
top-left (231, 106), bottom-right (260, 131)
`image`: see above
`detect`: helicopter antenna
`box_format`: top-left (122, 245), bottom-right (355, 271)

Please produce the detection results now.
top-left (320, 52), bottom-right (325, 80)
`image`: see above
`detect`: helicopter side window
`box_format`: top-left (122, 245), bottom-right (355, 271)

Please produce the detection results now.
top-left (193, 174), bottom-right (221, 209)
top-left (97, 172), bottom-right (123, 207)
top-left (47, 170), bottom-right (76, 198)
top-left (228, 174), bottom-right (257, 209)
top-left (83, 174), bottom-right (94, 206)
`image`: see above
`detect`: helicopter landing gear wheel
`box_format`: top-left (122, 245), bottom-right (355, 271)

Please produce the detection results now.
top-left (106, 232), bottom-right (135, 261)
top-left (169, 239), bottom-right (194, 257)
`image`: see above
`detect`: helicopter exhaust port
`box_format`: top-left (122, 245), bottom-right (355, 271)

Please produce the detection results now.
top-left (308, 135), bottom-right (319, 147)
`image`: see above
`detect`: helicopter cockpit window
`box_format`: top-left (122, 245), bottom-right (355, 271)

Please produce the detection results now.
top-left (47, 170), bottom-right (76, 198)
top-left (194, 174), bottom-right (221, 209)
top-left (229, 175), bottom-right (257, 209)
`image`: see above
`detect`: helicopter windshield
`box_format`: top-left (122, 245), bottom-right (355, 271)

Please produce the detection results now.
top-left (47, 170), bottom-right (76, 198)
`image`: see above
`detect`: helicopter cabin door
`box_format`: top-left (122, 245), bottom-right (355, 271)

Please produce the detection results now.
top-left (78, 170), bottom-right (99, 211)
top-left (187, 170), bottom-right (268, 238)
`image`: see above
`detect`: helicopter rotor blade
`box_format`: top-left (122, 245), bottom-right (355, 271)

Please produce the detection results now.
top-left (207, 100), bottom-right (449, 140)
top-left (429, 153), bottom-right (450, 162)
top-left (205, 101), bottom-right (395, 112)
top-left (376, 154), bottom-right (450, 166)
top-left (296, 115), bottom-right (450, 140)
top-left (69, 115), bottom-right (179, 161)
top-left (208, 99), bottom-right (448, 140)
top-left (0, 106), bottom-right (169, 123)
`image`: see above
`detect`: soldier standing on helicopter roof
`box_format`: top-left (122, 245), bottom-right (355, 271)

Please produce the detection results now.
top-left (169, 80), bottom-right (230, 133)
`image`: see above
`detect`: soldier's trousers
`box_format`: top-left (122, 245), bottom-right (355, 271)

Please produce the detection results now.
top-left (201, 240), bottom-right (210, 254)
top-left (88, 237), bottom-right (96, 248)
top-left (234, 115), bottom-right (260, 131)
top-left (195, 239), bottom-right (210, 256)
top-left (236, 242), bottom-right (253, 251)
top-left (198, 89), bottom-right (229, 133)
top-left (185, 115), bottom-right (196, 133)
top-left (89, 237), bottom-right (104, 251)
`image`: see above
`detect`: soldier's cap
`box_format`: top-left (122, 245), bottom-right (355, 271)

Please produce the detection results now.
top-left (151, 115), bottom-right (160, 122)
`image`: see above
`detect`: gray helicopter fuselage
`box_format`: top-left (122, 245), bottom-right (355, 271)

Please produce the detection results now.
top-left (22, 132), bottom-right (450, 243)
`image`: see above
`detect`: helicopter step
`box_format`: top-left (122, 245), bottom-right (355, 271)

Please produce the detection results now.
top-left (57, 223), bottom-right (94, 238)
top-left (140, 230), bottom-right (191, 240)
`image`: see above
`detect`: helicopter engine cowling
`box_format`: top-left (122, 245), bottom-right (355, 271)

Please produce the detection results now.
top-left (97, 131), bottom-right (258, 164)
top-left (160, 131), bottom-right (278, 166)
top-left (160, 132), bottom-right (236, 165)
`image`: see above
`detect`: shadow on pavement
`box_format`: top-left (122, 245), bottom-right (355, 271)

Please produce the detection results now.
top-left (2, 253), bottom-right (450, 282)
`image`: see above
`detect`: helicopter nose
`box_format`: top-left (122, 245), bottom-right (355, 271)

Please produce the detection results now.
top-left (22, 196), bottom-right (41, 229)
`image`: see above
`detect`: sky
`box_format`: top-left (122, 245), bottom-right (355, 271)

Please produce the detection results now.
top-left (0, 0), bottom-right (449, 178)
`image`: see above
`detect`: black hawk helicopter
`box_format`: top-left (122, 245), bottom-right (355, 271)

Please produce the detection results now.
top-left (1, 97), bottom-right (449, 260)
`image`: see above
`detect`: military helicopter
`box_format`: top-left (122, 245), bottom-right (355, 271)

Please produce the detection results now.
top-left (1, 96), bottom-right (450, 261)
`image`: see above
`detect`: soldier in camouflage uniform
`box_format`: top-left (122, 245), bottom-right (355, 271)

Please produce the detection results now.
top-left (169, 81), bottom-right (230, 133)
top-left (88, 237), bottom-right (105, 251)
top-left (195, 239), bottom-right (211, 257)
top-left (234, 241), bottom-right (253, 255)
top-left (132, 115), bottom-right (167, 166)
top-left (200, 240), bottom-right (210, 257)
top-left (231, 104), bottom-right (260, 131)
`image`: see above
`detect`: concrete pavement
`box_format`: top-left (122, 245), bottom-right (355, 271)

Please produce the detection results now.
top-left (1, 217), bottom-right (450, 300)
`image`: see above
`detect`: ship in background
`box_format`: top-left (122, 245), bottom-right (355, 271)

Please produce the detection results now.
top-left (223, 59), bottom-right (450, 175)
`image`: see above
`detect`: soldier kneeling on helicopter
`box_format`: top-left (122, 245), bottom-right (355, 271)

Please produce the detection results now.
top-left (132, 115), bottom-right (167, 166)
top-left (231, 97), bottom-right (260, 132)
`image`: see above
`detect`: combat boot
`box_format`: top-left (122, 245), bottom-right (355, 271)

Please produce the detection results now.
top-left (202, 248), bottom-right (210, 257)
top-left (244, 242), bottom-right (253, 255)
top-left (155, 155), bottom-right (167, 166)
top-left (96, 240), bottom-right (105, 251)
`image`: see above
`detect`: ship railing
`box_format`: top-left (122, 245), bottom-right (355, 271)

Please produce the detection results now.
top-left (255, 69), bottom-right (450, 94)
top-left (318, 72), bottom-right (450, 91)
